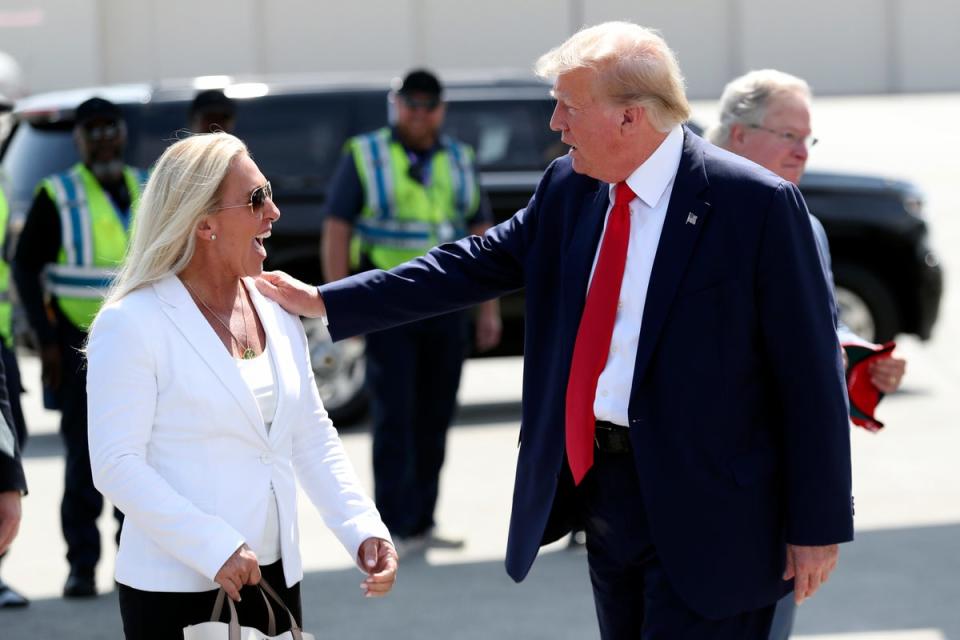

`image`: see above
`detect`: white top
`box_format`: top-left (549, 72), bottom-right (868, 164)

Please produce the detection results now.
top-left (590, 124), bottom-right (685, 427)
top-left (236, 343), bottom-right (278, 430)
top-left (236, 343), bottom-right (281, 564)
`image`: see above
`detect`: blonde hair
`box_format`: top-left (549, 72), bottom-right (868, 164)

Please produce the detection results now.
top-left (707, 69), bottom-right (811, 147)
top-left (534, 21), bottom-right (691, 132)
top-left (102, 132), bottom-right (248, 308)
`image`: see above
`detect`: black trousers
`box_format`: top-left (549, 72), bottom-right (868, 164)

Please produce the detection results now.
top-left (118, 560), bottom-right (301, 640)
top-left (57, 322), bottom-right (122, 572)
top-left (577, 446), bottom-right (776, 639)
top-left (364, 311), bottom-right (467, 538)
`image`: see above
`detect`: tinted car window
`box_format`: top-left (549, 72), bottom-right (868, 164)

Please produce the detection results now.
top-left (0, 120), bottom-right (78, 211)
top-left (444, 98), bottom-right (561, 171)
top-left (235, 93), bottom-right (388, 196)
top-left (1, 104), bottom-right (169, 214)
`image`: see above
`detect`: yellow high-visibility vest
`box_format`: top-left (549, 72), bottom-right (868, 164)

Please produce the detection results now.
top-left (40, 162), bottom-right (148, 331)
top-left (347, 128), bottom-right (479, 270)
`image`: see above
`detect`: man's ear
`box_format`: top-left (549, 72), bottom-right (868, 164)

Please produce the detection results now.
top-left (621, 105), bottom-right (644, 132)
top-left (729, 123), bottom-right (748, 149)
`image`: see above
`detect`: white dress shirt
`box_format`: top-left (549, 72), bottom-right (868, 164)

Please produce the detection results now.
top-left (590, 124), bottom-right (684, 426)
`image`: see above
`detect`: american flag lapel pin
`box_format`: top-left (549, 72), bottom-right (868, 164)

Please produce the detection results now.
top-left (686, 212), bottom-right (698, 225)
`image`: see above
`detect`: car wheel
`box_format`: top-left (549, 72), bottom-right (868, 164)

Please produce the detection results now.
top-left (832, 265), bottom-right (900, 343)
top-left (301, 317), bottom-right (368, 425)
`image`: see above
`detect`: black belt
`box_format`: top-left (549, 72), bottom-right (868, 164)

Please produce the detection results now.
top-left (594, 421), bottom-right (631, 454)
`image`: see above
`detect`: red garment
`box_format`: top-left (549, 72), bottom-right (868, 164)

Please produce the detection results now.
top-left (565, 182), bottom-right (635, 484)
top-left (843, 341), bottom-right (896, 432)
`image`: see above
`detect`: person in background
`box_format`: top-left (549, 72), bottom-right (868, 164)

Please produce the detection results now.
top-left (0, 355), bottom-right (25, 563)
top-left (0, 188), bottom-right (26, 604)
top-left (322, 68), bottom-right (501, 554)
top-left (707, 68), bottom-right (907, 639)
top-left (87, 133), bottom-right (396, 639)
top-left (257, 22), bottom-right (853, 639)
top-left (11, 97), bottom-right (148, 598)
top-left (190, 89), bottom-right (237, 134)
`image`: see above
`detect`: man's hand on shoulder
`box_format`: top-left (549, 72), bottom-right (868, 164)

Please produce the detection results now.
top-left (784, 543), bottom-right (839, 605)
top-left (256, 271), bottom-right (327, 319)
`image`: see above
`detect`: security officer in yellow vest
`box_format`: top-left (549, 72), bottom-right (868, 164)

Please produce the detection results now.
top-left (12, 97), bottom-right (147, 598)
top-left (0, 185), bottom-right (29, 607)
top-left (323, 69), bottom-right (501, 552)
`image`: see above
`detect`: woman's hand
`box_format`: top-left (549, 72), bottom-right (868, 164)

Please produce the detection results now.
top-left (358, 537), bottom-right (398, 598)
top-left (214, 543), bottom-right (261, 602)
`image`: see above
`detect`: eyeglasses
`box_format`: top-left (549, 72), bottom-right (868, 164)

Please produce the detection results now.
top-left (748, 124), bottom-right (818, 148)
top-left (400, 95), bottom-right (441, 112)
top-left (216, 182), bottom-right (273, 218)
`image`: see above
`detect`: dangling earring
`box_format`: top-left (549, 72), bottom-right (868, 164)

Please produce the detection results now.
top-left (211, 234), bottom-right (217, 240)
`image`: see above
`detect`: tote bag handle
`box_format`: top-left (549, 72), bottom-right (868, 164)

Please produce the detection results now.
top-left (208, 578), bottom-right (304, 640)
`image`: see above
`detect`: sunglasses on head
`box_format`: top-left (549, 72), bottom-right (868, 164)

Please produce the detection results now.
top-left (216, 181), bottom-right (273, 218)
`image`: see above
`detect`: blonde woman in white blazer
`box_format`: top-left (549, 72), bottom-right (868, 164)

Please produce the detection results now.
top-left (87, 133), bottom-right (397, 639)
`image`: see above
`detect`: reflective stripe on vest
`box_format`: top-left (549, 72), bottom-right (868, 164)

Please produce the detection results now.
top-left (41, 163), bottom-right (144, 330)
top-left (349, 128), bottom-right (478, 269)
top-left (44, 264), bottom-right (116, 299)
top-left (0, 188), bottom-right (11, 346)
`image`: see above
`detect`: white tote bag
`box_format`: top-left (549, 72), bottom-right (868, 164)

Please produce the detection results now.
top-left (183, 579), bottom-right (316, 640)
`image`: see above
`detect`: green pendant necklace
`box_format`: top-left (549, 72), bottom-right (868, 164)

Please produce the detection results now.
top-left (184, 280), bottom-right (257, 359)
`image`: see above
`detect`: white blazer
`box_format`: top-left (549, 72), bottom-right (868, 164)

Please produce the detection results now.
top-left (87, 275), bottom-right (390, 592)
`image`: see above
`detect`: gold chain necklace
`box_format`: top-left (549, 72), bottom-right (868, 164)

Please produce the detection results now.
top-left (183, 280), bottom-right (257, 360)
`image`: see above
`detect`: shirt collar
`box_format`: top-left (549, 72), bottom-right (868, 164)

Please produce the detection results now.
top-left (612, 124), bottom-right (684, 208)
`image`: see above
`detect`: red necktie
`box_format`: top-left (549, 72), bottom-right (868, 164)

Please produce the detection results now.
top-left (565, 181), bottom-right (635, 485)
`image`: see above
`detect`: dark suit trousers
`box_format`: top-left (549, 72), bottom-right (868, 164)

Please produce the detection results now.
top-left (118, 560), bottom-right (301, 639)
top-left (56, 320), bottom-right (122, 572)
top-left (577, 445), bottom-right (776, 639)
top-left (364, 311), bottom-right (467, 538)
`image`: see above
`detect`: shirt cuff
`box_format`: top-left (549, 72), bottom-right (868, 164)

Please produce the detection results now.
top-left (317, 287), bottom-right (328, 326)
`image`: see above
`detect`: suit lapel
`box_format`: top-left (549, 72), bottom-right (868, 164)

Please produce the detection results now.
top-left (561, 183), bottom-right (610, 343)
top-left (244, 277), bottom-right (296, 443)
top-left (154, 275), bottom-right (266, 442)
top-left (630, 130), bottom-right (712, 392)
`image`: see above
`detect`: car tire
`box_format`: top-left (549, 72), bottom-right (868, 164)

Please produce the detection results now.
top-left (301, 317), bottom-right (369, 425)
top-left (832, 264), bottom-right (900, 343)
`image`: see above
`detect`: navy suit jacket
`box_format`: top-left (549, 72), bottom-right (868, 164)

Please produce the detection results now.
top-left (321, 128), bottom-right (854, 618)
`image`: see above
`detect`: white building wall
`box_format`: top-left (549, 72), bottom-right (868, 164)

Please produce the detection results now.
top-left (739, 0), bottom-right (890, 95)
top-left (417, 0), bottom-right (569, 74)
top-left (583, 0), bottom-right (739, 98)
top-left (0, 0), bottom-right (102, 93)
top-left (0, 0), bottom-right (957, 98)
top-left (262, 0), bottom-right (420, 73)
top-left (895, 0), bottom-right (960, 93)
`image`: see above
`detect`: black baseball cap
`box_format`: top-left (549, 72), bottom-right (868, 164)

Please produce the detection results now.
top-left (190, 89), bottom-right (236, 117)
top-left (397, 69), bottom-right (443, 98)
top-left (74, 97), bottom-right (122, 126)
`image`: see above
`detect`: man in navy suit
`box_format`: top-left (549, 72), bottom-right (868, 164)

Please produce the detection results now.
top-left (259, 21), bottom-right (854, 639)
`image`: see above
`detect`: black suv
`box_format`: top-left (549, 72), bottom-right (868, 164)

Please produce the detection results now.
top-left (0, 75), bottom-right (943, 422)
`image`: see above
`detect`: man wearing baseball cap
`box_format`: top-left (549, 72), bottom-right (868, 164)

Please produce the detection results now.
top-left (322, 69), bottom-right (501, 554)
top-left (12, 97), bottom-right (148, 598)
